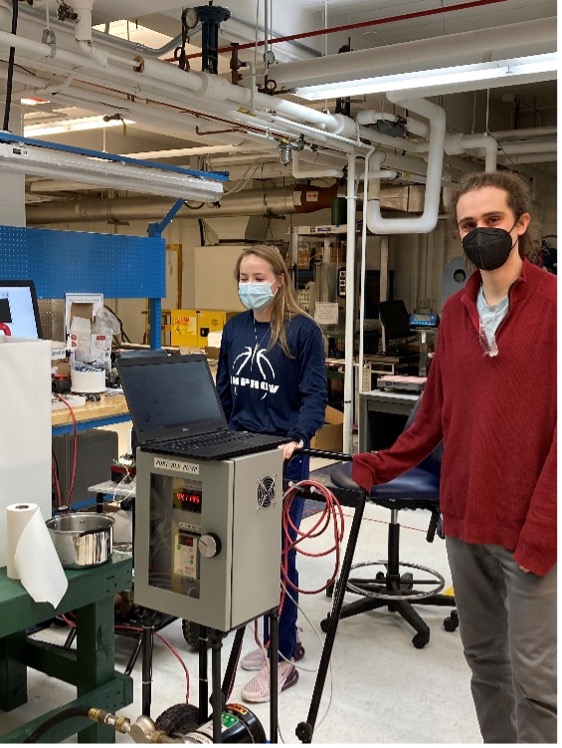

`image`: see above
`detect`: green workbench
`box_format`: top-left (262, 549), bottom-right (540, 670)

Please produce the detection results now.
top-left (0, 552), bottom-right (133, 743)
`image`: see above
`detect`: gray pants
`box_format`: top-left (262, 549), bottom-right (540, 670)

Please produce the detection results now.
top-left (446, 537), bottom-right (557, 744)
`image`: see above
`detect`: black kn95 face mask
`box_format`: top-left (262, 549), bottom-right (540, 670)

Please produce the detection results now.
top-left (462, 223), bottom-right (518, 271)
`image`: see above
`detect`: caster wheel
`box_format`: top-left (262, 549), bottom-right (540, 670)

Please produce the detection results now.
top-left (155, 703), bottom-right (200, 737)
top-left (320, 616), bottom-right (330, 633)
top-left (412, 633), bottom-right (429, 649)
top-left (444, 609), bottom-right (459, 632)
top-left (375, 571), bottom-right (385, 582)
top-left (401, 572), bottom-right (414, 591)
top-left (182, 619), bottom-right (212, 651)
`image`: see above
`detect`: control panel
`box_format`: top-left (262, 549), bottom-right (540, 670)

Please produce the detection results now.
top-left (409, 312), bottom-right (440, 330)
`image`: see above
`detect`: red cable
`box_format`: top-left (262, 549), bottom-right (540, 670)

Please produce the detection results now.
top-left (279, 480), bottom-right (345, 609)
top-left (52, 457), bottom-right (63, 508)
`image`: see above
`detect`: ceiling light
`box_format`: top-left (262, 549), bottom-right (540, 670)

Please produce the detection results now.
top-left (294, 53), bottom-right (557, 100)
top-left (24, 116), bottom-right (136, 138)
top-left (0, 141), bottom-right (224, 202)
top-left (20, 97), bottom-right (50, 107)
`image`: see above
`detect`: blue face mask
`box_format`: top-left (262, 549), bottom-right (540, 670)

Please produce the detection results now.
top-left (238, 281), bottom-right (276, 311)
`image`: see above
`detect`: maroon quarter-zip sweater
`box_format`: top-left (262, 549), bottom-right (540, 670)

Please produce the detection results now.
top-left (352, 260), bottom-right (557, 577)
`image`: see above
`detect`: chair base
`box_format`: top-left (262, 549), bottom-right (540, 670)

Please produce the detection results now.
top-left (322, 559), bottom-right (457, 649)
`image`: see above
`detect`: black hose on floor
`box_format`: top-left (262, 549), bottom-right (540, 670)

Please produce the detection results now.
top-left (24, 705), bottom-right (92, 743)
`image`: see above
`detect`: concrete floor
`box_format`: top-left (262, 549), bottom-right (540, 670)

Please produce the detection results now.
top-left (1, 458), bottom-right (482, 744)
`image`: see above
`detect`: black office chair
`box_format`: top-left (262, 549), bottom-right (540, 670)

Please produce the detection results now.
top-left (326, 397), bottom-right (458, 648)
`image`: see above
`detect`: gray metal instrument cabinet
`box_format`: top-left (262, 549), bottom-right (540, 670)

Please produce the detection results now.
top-left (134, 448), bottom-right (283, 632)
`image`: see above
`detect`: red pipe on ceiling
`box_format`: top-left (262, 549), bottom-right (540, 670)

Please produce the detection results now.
top-left (174, 0), bottom-right (508, 61)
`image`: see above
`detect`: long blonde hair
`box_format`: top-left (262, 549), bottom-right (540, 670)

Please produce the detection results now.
top-left (234, 244), bottom-right (312, 358)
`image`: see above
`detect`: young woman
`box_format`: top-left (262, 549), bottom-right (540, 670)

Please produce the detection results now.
top-left (216, 244), bottom-right (327, 703)
top-left (352, 171), bottom-right (557, 743)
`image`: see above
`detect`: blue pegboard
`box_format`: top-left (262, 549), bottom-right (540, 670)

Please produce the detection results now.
top-left (0, 225), bottom-right (165, 299)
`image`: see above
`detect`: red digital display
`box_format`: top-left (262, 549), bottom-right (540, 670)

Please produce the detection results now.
top-left (173, 489), bottom-right (203, 513)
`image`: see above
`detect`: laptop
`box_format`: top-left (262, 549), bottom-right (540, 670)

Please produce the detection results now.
top-left (117, 353), bottom-right (290, 460)
top-left (0, 279), bottom-right (43, 338)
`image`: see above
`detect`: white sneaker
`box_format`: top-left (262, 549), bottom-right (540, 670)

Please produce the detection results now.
top-left (240, 640), bottom-right (305, 671)
top-left (241, 662), bottom-right (299, 704)
top-left (240, 647), bottom-right (267, 671)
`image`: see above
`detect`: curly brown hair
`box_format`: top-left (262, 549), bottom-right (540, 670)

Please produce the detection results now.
top-left (447, 171), bottom-right (535, 258)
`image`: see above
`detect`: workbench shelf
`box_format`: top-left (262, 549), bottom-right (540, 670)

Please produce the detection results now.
top-left (0, 552), bottom-right (133, 744)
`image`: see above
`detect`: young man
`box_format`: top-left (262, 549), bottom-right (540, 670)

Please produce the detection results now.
top-left (353, 171), bottom-right (557, 743)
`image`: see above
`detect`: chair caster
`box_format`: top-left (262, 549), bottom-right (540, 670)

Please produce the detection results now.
top-left (412, 633), bottom-right (429, 649)
top-left (320, 615), bottom-right (330, 633)
top-left (443, 609), bottom-right (459, 632)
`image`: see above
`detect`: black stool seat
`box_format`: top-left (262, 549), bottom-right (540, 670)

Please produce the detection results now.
top-left (331, 462), bottom-right (440, 509)
top-left (323, 419), bottom-right (458, 648)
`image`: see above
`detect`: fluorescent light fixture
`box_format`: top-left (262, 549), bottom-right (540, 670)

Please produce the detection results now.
top-left (0, 142), bottom-right (224, 202)
top-left (20, 97), bottom-right (50, 106)
top-left (295, 53), bottom-right (557, 100)
top-left (24, 116), bottom-right (136, 138)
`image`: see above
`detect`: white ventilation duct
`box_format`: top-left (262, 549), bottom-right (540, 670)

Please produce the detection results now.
top-left (365, 95), bottom-right (446, 235)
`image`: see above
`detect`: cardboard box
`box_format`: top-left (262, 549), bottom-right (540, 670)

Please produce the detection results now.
top-left (311, 405), bottom-right (344, 451)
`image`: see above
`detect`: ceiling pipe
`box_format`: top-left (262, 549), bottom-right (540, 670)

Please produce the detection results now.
top-left (491, 126), bottom-right (557, 140)
top-left (273, 17), bottom-right (555, 88)
top-left (291, 150), bottom-right (343, 179)
top-left (24, 185), bottom-right (337, 225)
top-left (498, 140), bottom-right (556, 154)
top-left (366, 95), bottom-right (446, 235)
top-left (178, 0), bottom-right (508, 60)
top-left (0, 22), bottom-right (363, 154)
top-left (497, 153), bottom-right (557, 165)
top-left (445, 133), bottom-right (497, 172)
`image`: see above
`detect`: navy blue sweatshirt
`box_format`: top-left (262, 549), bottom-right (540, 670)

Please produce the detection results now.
top-left (216, 311), bottom-right (327, 444)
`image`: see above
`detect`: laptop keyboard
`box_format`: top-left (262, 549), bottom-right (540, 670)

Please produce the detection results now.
top-left (161, 430), bottom-right (257, 451)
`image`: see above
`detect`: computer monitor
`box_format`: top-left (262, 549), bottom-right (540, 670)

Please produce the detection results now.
top-left (0, 280), bottom-right (43, 338)
top-left (378, 300), bottom-right (412, 345)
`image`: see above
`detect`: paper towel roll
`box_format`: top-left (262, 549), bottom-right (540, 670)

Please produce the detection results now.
top-left (6, 503), bottom-right (68, 607)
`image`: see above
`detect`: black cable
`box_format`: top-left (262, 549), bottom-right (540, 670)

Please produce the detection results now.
top-left (103, 303), bottom-right (131, 343)
top-left (24, 705), bottom-right (92, 743)
top-left (3, 0), bottom-right (19, 132)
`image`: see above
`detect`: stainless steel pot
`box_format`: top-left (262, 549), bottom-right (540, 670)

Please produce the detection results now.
top-left (46, 513), bottom-right (114, 569)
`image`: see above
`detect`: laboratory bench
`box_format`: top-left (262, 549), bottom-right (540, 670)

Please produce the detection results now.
top-left (0, 552), bottom-right (133, 744)
top-left (52, 393), bottom-right (130, 437)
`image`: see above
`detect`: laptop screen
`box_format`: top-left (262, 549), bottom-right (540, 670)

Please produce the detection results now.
top-left (0, 280), bottom-right (43, 338)
top-left (118, 354), bottom-right (227, 443)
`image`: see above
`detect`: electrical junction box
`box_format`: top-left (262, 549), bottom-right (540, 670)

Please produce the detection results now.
top-left (134, 448), bottom-right (283, 632)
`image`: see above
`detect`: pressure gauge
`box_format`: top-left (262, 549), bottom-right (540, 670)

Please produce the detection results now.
top-left (183, 8), bottom-right (199, 29)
